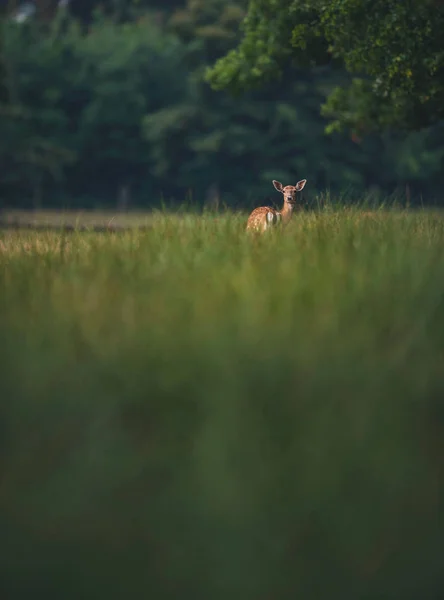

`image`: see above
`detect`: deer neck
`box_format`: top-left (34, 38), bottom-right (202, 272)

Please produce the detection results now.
top-left (279, 201), bottom-right (295, 225)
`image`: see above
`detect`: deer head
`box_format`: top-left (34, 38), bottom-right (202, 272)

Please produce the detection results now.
top-left (272, 179), bottom-right (307, 205)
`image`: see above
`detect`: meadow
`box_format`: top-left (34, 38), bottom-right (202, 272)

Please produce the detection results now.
top-left (1, 206), bottom-right (444, 599)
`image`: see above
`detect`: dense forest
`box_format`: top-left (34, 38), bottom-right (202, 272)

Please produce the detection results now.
top-left (0, 0), bottom-right (443, 209)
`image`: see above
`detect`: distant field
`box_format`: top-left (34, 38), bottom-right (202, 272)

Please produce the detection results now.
top-left (2, 203), bottom-right (438, 229)
top-left (0, 208), bottom-right (169, 229)
top-left (1, 207), bottom-right (444, 599)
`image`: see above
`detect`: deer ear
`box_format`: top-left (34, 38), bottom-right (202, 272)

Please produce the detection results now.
top-left (295, 179), bottom-right (307, 191)
top-left (272, 180), bottom-right (283, 192)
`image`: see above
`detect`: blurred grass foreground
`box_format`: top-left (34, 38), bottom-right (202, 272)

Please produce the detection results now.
top-left (1, 208), bottom-right (444, 599)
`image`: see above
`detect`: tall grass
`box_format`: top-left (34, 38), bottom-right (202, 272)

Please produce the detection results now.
top-left (1, 207), bottom-right (444, 599)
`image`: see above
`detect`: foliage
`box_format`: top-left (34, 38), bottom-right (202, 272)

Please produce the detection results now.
top-left (148, 0), bottom-right (437, 204)
top-left (0, 12), bottom-right (189, 206)
top-left (1, 209), bottom-right (444, 598)
top-left (0, 0), bottom-right (444, 207)
top-left (0, 13), bottom-right (77, 204)
top-left (206, 0), bottom-right (444, 133)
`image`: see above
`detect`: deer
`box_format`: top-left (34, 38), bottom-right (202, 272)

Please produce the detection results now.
top-left (246, 179), bottom-right (307, 233)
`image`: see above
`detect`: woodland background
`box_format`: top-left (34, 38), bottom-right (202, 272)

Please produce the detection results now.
top-left (0, 0), bottom-right (443, 210)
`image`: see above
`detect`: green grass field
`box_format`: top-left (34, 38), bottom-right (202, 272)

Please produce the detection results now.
top-left (1, 207), bottom-right (444, 599)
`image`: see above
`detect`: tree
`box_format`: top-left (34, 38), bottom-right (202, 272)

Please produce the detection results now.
top-left (2, 0), bottom-right (444, 208)
top-left (146, 0), bottom-right (401, 205)
top-left (206, 0), bottom-right (444, 134)
top-left (0, 11), bottom-right (191, 207)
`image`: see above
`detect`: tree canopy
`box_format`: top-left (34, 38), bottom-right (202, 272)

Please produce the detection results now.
top-left (1, 0), bottom-right (444, 208)
top-left (206, 0), bottom-right (444, 133)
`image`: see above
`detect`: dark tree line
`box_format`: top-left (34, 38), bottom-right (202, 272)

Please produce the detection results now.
top-left (0, 0), bottom-right (443, 209)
